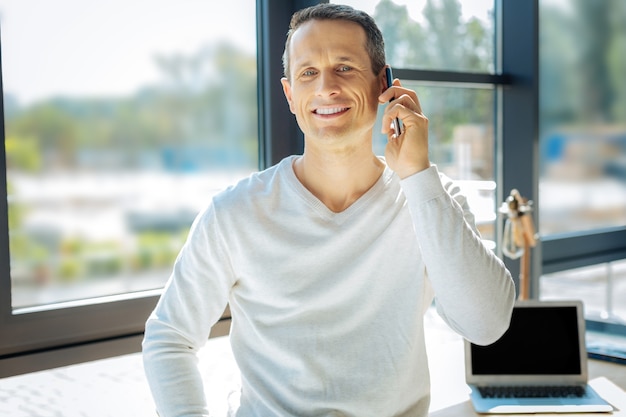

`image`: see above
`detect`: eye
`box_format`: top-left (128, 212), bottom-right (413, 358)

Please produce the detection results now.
top-left (338, 65), bottom-right (352, 72)
top-left (302, 69), bottom-right (317, 77)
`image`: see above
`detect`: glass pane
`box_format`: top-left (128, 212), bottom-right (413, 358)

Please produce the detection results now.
top-left (1, 0), bottom-right (258, 309)
top-left (333, 0), bottom-right (495, 73)
top-left (374, 83), bottom-right (497, 245)
top-left (539, 0), bottom-right (626, 235)
top-left (540, 259), bottom-right (626, 324)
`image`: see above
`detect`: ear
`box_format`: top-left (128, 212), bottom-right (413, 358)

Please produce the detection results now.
top-left (380, 65), bottom-right (390, 94)
top-left (281, 77), bottom-right (296, 114)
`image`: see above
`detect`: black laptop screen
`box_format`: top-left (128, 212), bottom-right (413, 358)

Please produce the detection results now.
top-left (471, 306), bottom-right (582, 375)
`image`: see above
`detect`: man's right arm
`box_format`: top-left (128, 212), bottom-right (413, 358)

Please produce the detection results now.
top-left (142, 204), bottom-right (234, 417)
top-left (143, 318), bottom-right (212, 417)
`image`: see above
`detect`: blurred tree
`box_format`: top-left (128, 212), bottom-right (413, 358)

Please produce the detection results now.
top-left (540, 3), bottom-right (580, 129)
top-left (4, 135), bottom-right (41, 172)
top-left (464, 16), bottom-right (492, 73)
top-left (5, 41), bottom-right (258, 171)
top-left (607, 1), bottom-right (626, 122)
top-left (153, 41), bottom-right (258, 169)
top-left (9, 104), bottom-right (78, 169)
top-left (373, 0), bottom-right (493, 146)
top-left (374, 0), bottom-right (426, 67)
top-left (423, 0), bottom-right (463, 69)
top-left (573, 0), bottom-right (613, 123)
top-left (541, 0), bottom-right (626, 127)
top-left (374, 0), bottom-right (492, 72)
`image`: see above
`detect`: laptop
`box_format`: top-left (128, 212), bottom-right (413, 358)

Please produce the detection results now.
top-left (464, 299), bottom-right (615, 414)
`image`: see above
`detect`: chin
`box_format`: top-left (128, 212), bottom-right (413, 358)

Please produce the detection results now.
top-left (316, 130), bottom-right (351, 143)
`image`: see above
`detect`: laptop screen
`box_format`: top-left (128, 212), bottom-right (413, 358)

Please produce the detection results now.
top-left (470, 304), bottom-right (582, 375)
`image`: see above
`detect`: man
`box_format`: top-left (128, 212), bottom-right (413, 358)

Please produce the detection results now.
top-left (143, 4), bottom-right (515, 416)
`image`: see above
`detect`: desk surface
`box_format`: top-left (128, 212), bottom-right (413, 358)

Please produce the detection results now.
top-left (427, 339), bottom-right (626, 416)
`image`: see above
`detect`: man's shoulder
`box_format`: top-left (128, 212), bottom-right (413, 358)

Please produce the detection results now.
top-left (213, 156), bottom-right (296, 205)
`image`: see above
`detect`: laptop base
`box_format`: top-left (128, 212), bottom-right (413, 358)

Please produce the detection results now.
top-left (469, 385), bottom-right (615, 414)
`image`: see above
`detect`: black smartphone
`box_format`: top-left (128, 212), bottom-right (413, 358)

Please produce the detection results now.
top-left (385, 66), bottom-right (402, 137)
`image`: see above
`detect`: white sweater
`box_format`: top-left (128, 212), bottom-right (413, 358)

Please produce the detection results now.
top-left (143, 156), bottom-right (515, 417)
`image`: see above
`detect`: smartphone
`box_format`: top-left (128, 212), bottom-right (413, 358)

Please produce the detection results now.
top-left (385, 66), bottom-right (402, 137)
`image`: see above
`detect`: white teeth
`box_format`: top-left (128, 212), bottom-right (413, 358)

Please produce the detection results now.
top-left (316, 107), bottom-right (347, 115)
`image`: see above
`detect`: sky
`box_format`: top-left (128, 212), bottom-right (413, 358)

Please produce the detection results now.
top-left (0, 0), bottom-right (492, 106)
top-left (0, 0), bottom-right (257, 105)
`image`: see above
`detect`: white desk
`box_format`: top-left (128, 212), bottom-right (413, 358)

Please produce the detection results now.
top-left (427, 340), bottom-right (626, 416)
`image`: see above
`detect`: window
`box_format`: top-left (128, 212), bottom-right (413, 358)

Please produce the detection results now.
top-left (541, 260), bottom-right (626, 324)
top-left (539, 0), bottom-right (626, 236)
top-left (373, 83), bottom-right (497, 244)
top-left (364, 0), bottom-right (495, 74)
top-left (538, 0), bottom-right (626, 330)
top-left (337, 0), bottom-right (502, 247)
top-left (343, 0), bottom-right (626, 341)
top-left (0, 0), bottom-right (257, 375)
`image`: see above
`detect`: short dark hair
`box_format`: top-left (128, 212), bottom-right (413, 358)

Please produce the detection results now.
top-left (282, 3), bottom-right (386, 80)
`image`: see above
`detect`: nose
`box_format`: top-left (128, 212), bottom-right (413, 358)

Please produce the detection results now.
top-left (316, 71), bottom-right (340, 97)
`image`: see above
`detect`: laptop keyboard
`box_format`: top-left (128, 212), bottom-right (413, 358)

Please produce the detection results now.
top-left (478, 385), bottom-right (586, 399)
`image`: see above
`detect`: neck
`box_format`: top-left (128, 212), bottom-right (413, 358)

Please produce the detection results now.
top-left (293, 146), bottom-right (385, 213)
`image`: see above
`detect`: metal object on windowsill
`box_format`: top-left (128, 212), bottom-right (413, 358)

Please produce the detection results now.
top-left (500, 189), bottom-right (537, 300)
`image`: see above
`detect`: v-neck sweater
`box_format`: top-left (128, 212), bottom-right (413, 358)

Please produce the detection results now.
top-left (143, 155), bottom-right (515, 417)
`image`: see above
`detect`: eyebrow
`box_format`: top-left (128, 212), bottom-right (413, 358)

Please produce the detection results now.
top-left (335, 56), bottom-right (357, 63)
top-left (293, 55), bottom-right (360, 72)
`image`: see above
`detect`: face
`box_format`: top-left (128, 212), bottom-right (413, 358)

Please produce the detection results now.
top-left (281, 19), bottom-right (386, 149)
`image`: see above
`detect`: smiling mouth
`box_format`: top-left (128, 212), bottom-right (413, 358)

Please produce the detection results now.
top-left (314, 107), bottom-right (349, 115)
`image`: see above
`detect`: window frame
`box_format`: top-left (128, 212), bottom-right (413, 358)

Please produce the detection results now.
top-left (0, 1), bottom-right (260, 376)
top-left (387, 0), bottom-right (540, 291)
top-left (504, 0), bottom-right (626, 334)
top-left (0, 65), bottom-right (160, 374)
top-left (534, 0), bottom-right (626, 331)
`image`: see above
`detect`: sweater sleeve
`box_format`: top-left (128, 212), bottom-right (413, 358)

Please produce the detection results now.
top-left (400, 166), bottom-right (515, 346)
top-left (142, 204), bottom-right (235, 417)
